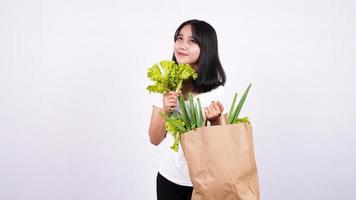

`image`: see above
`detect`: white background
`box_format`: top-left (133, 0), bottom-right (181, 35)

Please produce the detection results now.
top-left (0, 0), bottom-right (355, 199)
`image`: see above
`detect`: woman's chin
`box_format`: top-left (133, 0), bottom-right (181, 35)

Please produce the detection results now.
top-left (176, 59), bottom-right (189, 65)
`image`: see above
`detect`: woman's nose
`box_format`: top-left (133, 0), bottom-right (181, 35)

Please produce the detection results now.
top-left (178, 40), bottom-right (188, 50)
top-left (179, 42), bottom-right (187, 50)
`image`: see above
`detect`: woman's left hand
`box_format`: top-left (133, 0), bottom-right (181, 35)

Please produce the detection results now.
top-left (204, 101), bottom-right (224, 125)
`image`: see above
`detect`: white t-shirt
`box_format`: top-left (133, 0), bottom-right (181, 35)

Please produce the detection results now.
top-left (151, 86), bottom-right (227, 186)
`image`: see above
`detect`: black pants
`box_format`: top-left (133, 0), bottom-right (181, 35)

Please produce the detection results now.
top-left (156, 172), bottom-right (193, 200)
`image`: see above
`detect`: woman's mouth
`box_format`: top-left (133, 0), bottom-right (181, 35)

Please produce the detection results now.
top-left (176, 52), bottom-right (188, 57)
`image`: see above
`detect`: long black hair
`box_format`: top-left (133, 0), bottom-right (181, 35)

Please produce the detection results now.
top-left (172, 19), bottom-right (226, 93)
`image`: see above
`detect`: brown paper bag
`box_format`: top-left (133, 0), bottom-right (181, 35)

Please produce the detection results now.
top-left (180, 123), bottom-right (260, 200)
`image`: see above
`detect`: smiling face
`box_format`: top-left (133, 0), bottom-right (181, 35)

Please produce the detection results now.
top-left (174, 25), bottom-right (201, 68)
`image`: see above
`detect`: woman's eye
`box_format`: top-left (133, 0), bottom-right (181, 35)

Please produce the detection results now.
top-left (189, 39), bottom-right (197, 44)
top-left (177, 36), bottom-right (183, 41)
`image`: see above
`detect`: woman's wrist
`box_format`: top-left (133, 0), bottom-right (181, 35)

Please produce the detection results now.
top-left (209, 118), bottom-right (220, 126)
top-left (208, 114), bottom-right (227, 126)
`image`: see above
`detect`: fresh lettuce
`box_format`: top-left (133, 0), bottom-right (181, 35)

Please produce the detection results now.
top-left (146, 60), bottom-right (198, 93)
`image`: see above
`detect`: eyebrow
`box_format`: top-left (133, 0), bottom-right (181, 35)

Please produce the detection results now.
top-left (177, 33), bottom-right (195, 39)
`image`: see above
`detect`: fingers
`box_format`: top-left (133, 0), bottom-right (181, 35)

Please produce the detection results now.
top-left (168, 99), bottom-right (177, 104)
top-left (164, 91), bottom-right (179, 102)
top-left (164, 101), bottom-right (177, 113)
top-left (204, 106), bottom-right (212, 116)
top-left (210, 101), bottom-right (223, 115)
top-left (164, 91), bottom-right (180, 97)
top-left (163, 91), bottom-right (181, 113)
top-left (216, 101), bottom-right (224, 113)
top-left (204, 101), bottom-right (224, 120)
top-left (165, 91), bottom-right (180, 102)
top-left (211, 101), bottom-right (220, 112)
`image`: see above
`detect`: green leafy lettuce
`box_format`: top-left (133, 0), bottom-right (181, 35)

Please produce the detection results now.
top-left (146, 60), bottom-right (198, 93)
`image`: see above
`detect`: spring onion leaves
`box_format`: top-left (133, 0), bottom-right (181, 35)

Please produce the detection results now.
top-left (227, 83), bottom-right (252, 124)
top-left (159, 94), bottom-right (204, 151)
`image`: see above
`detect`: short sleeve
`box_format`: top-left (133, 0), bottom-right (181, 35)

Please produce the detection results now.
top-left (210, 86), bottom-right (230, 114)
top-left (150, 93), bottom-right (163, 108)
top-left (196, 86), bottom-right (230, 114)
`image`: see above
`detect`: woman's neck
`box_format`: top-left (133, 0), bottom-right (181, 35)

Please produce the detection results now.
top-left (181, 80), bottom-right (196, 100)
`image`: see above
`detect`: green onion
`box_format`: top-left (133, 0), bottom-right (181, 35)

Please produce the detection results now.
top-left (228, 83), bottom-right (252, 124)
top-left (178, 96), bottom-right (191, 128)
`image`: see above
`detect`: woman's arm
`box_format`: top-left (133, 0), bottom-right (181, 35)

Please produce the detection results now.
top-left (148, 106), bottom-right (167, 146)
top-left (148, 91), bottom-right (179, 146)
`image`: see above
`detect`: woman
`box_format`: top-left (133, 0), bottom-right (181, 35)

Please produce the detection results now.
top-left (148, 19), bottom-right (227, 200)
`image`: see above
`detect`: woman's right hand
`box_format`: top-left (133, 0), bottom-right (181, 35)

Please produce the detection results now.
top-left (162, 91), bottom-right (180, 114)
